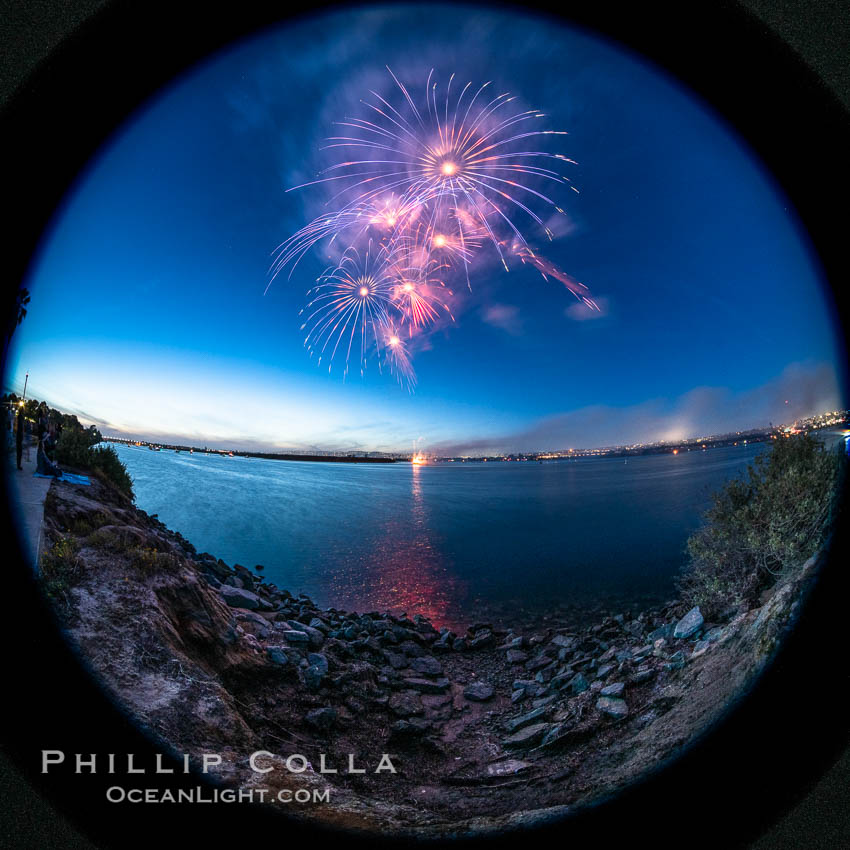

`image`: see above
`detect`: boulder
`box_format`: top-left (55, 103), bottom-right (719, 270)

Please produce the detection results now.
top-left (503, 706), bottom-right (549, 733)
top-left (569, 672), bottom-right (589, 694)
top-left (487, 759), bottom-right (531, 777)
top-left (502, 722), bottom-right (551, 749)
top-left (282, 629), bottom-right (310, 644)
top-left (266, 647), bottom-right (289, 666)
top-left (673, 606), bottom-right (704, 640)
top-left (219, 586), bottom-right (261, 610)
top-left (597, 696), bottom-right (629, 718)
top-left (463, 681), bottom-right (494, 702)
top-left (410, 656), bottom-right (443, 677)
top-left (304, 653), bottom-right (329, 690)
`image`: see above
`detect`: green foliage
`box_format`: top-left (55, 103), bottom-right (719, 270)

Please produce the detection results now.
top-left (54, 429), bottom-right (133, 499)
top-left (89, 445), bottom-right (134, 498)
top-left (680, 434), bottom-right (846, 618)
top-left (40, 535), bottom-right (82, 610)
top-left (130, 546), bottom-right (180, 574)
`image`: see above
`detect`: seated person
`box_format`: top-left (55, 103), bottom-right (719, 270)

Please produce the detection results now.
top-left (37, 438), bottom-right (62, 478)
top-left (43, 424), bottom-right (58, 458)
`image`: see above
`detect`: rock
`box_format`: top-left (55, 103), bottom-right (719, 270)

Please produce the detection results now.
top-left (600, 681), bottom-right (625, 697)
top-left (504, 706), bottom-right (549, 733)
top-left (506, 649), bottom-right (529, 664)
top-left (648, 623), bottom-right (673, 642)
top-left (282, 629), bottom-right (310, 644)
top-left (629, 667), bottom-right (656, 685)
top-left (432, 634), bottom-right (453, 653)
top-left (304, 653), bottom-right (329, 690)
top-left (389, 691), bottom-right (425, 717)
top-left (569, 672), bottom-right (589, 695)
top-left (402, 677), bottom-right (450, 694)
top-left (673, 606), bottom-right (704, 639)
top-left (463, 681), bottom-right (495, 702)
top-left (452, 637), bottom-right (468, 651)
top-left (383, 650), bottom-right (408, 670)
top-left (410, 656), bottom-right (443, 677)
top-left (595, 664), bottom-right (615, 680)
top-left (398, 640), bottom-right (427, 657)
top-left (503, 722), bottom-right (551, 749)
top-left (539, 722), bottom-right (577, 749)
top-left (548, 669), bottom-right (573, 691)
top-left (526, 653), bottom-right (553, 672)
top-left (469, 630), bottom-right (494, 649)
top-left (287, 621), bottom-right (325, 647)
top-left (487, 759), bottom-right (531, 777)
top-left (390, 717), bottom-right (430, 737)
top-left (219, 586), bottom-right (261, 610)
top-left (666, 650), bottom-right (686, 670)
top-left (703, 626), bottom-right (725, 643)
top-left (597, 696), bottom-right (629, 718)
top-left (550, 634), bottom-right (577, 650)
top-left (305, 706), bottom-right (337, 730)
top-left (266, 647), bottom-right (289, 666)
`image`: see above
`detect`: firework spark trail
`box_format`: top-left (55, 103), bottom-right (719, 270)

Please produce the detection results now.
top-left (300, 240), bottom-right (400, 380)
top-left (273, 68), bottom-right (595, 386)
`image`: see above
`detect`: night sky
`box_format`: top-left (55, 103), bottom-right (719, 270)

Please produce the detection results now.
top-left (5, 4), bottom-right (845, 452)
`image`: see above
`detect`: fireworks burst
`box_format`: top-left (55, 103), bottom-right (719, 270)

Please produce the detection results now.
top-left (273, 68), bottom-right (596, 386)
top-left (300, 240), bottom-right (398, 379)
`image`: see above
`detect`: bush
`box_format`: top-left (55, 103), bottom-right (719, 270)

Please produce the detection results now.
top-left (89, 445), bottom-right (134, 499)
top-left (40, 535), bottom-right (82, 610)
top-left (679, 433), bottom-right (846, 618)
top-left (54, 430), bottom-right (133, 499)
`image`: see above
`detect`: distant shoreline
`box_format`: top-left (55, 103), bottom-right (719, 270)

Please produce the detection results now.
top-left (102, 439), bottom-right (397, 463)
top-left (100, 413), bottom-right (848, 465)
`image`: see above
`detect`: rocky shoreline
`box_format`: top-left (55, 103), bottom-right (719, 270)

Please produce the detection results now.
top-left (38, 472), bottom-right (819, 837)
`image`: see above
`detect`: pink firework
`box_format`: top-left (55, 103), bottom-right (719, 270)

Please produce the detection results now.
top-left (272, 68), bottom-right (591, 386)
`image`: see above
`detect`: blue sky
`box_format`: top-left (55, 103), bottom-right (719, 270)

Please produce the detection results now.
top-left (5, 4), bottom-right (845, 452)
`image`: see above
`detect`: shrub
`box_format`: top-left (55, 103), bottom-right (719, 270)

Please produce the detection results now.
top-left (130, 546), bottom-right (180, 574)
top-left (54, 430), bottom-right (133, 499)
top-left (679, 433), bottom-right (846, 618)
top-left (40, 535), bottom-right (83, 610)
top-left (53, 426), bottom-right (99, 467)
top-left (89, 445), bottom-right (134, 498)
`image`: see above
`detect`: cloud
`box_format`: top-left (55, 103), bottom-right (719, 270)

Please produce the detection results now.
top-left (481, 303), bottom-right (523, 335)
top-left (566, 295), bottom-right (609, 321)
top-left (427, 361), bottom-right (845, 455)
